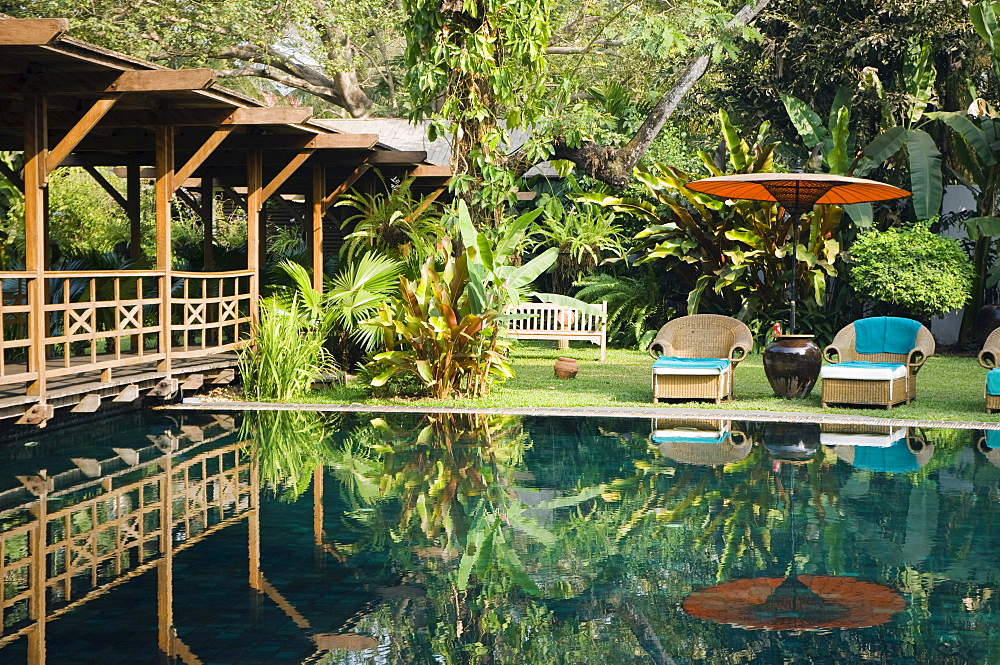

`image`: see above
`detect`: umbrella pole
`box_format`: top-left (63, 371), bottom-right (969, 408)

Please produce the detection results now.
top-left (789, 213), bottom-right (797, 335)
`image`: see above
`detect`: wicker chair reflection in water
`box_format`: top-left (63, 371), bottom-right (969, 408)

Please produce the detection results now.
top-left (651, 419), bottom-right (752, 466)
top-left (978, 327), bottom-right (1000, 413)
top-left (647, 315), bottom-right (753, 404)
top-left (819, 318), bottom-right (935, 409)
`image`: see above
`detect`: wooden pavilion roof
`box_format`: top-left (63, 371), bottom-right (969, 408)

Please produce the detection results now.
top-left (0, 16), bottom-right (451, 191)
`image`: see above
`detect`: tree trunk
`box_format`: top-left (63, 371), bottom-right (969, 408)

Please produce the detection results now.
top-left (508, 0), bottom-right (771, 188)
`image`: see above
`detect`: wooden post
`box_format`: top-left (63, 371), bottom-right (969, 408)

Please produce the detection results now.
top-left (127, 162), bottom-right (141, 259)
top-left (201, 177), bottom-right (214, 270)
top-left (23, 94), bottom-right (47, 398)
top-left (155, 126), bottom-right (174, 373)
top-left (311, 164), bottom-right (325, 293)
top-left (247, 146), bottom-right (262, 329)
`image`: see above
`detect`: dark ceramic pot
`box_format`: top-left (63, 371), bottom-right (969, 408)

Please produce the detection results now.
top-left (763, 334), bottom-right (821, 399)
top-left (554, 356), bottom-right (578, 379)
top-left (976, 305), bottom-right (1000, 344)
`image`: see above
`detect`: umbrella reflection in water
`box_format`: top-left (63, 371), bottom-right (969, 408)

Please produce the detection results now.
top-left (680, 421), bottom-right (907, 632)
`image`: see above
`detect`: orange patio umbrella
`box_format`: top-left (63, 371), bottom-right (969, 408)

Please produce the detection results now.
top-left (682, 574), bottom-right (906, 632)
top-left (685, 173), bottom-right (911, 333)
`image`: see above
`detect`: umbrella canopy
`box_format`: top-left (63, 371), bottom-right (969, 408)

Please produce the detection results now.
top-left (683, 574), bottom-right (906, 631)
top-left (685, 173), bottom-right (911, 216)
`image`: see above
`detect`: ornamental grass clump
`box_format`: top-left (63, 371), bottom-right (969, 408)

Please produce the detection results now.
top-left (847, 223), bottom-right (974, 319)
top-left (239, 295), bottom-right (334, 401)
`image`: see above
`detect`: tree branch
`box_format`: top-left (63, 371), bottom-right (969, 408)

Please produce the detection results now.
top-left (510, 0), bottom-right (772, 188)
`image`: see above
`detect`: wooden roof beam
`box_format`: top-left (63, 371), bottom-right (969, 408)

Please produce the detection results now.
top-left (261, 150), bottom-right (315, 201)
top-left (407, 164), bottom-right (452, 178)
top-left (305, 133), bottom-right (379, 149)
top-left (321, 157), bottom-right (374, 213)
top-left (0, 18), bottom-right (68, 46)
top-left (107, 68), bottom-right (216, 92)
top-left (171, 126), bottom-right (235, 192)
top-left (222, 107), bottom-right (313, 125)
top-left (369, 150), bottom-right (428, 164)
top-left (46, 95), bottom-right (121, 174)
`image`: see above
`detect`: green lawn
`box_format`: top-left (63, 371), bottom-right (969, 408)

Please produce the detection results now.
top-left (304, 341), bottom-right (999, 423)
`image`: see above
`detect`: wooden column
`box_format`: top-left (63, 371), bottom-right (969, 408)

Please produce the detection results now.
top-left (247, 146), bottom-right (262, 328)
top-left (127, 162), bottom-right (141, 259)
top-left (155, 126), bottom-right (174, 373)
top-left (311, 164), bottom-right (325, 292)
top-left (201, 177), bottom-right (214, 270)
top-left (23, 94), bottom-right (47, 398)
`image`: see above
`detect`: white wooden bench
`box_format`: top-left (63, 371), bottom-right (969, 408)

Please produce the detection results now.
top-left (504, 302), bottom-right (607, 361)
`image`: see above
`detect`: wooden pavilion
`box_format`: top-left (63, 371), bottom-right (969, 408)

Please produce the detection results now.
top-left (0, 17), bottom-right (450, 428)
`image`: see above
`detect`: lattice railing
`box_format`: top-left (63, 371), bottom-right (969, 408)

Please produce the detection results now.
top-left (171, 270), bottom-right (253, 358)
top-left (0, 272), bottom-right (34, 383)
top-left (42, 270), bottom-right (166, 378)
top-left (0, 269), bottom-right (254, 387)
top-left (0, 441), bottom-right (251, 639)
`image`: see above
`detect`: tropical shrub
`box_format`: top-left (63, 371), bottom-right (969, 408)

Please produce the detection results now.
top-left (847, 223), bottom-right (974, 319)
top-left (582, 110), bottom-right (840, 338)
top-left (529, 194), bottom-right (625, 294)
top-left (336, 173), bottom-right (445, 271)
top-left (573, 268), bottom-right (677, 349)
top-left (277, 254), bottom-right (403, 367)
top-left (367, 201), bottom-right (598, 398)
top-left (368, 241), bottom-right (515, 399)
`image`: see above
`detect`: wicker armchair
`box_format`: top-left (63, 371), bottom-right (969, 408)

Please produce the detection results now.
top-left (978, 328), bottom-right (1000, 413)
top-left (647, 315), bottom-right (753, 403)
top-left (820, 318), bottom-right (935, 408)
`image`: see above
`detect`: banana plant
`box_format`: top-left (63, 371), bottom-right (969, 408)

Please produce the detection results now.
top-left (779, 38), bottom-right (942, 224)
top-left (925, 108), bottom-right (1000, 341)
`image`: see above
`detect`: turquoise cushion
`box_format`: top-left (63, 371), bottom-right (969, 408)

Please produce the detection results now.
top-left (987, 368), bottom-right (1000, 396)
top-left (652, 356), bottom-right (730, 372)
top-left (850, 438), bottom-right (919, 473)
top-left (854, 316), bottom-right (922, 355)
top-left (985, 429), bottom-right (1000, 449)
top-left (651, 432), bottom-right (731, 445)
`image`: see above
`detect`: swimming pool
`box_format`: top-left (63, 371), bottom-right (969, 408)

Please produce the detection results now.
top-left (0, 410), bottom-right (996, 664)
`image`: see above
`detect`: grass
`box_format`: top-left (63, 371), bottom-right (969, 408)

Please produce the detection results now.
top-left (301, 341), bottom-right (1000, 423)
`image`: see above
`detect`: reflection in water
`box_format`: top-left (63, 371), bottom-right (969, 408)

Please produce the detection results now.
top-left (2, 412), bottom-right (1000, 663)
top-left (683, 574), bottom-right (905, 631)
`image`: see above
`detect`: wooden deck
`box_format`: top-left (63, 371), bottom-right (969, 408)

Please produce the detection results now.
top-left (0, 351), bottom-right (239, 424)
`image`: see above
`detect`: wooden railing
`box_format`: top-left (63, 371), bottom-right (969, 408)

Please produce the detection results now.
top-left (172, 270), bottom-right (253, 358)
top-left (0, 272), bottom-right (34, 384)
top-left (0, 269), bottom-right (254, 392)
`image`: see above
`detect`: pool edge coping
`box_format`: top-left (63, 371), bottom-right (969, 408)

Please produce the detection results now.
top-left (161, 401), bottom-right (1000, 431)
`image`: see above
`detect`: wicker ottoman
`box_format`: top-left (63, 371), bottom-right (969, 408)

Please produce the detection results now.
top-left (819, 361), bottom-right (910, 409)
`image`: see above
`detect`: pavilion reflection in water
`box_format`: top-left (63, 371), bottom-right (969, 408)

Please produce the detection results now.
top-left (0, 414), bottom-right (372, 664)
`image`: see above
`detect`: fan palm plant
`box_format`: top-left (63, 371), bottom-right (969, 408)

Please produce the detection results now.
top-left (335, 173), bottom-right (446, 272)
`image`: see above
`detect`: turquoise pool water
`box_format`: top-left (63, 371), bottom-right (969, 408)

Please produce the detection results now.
top-left (0, 410), bottom-right (997, 664)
